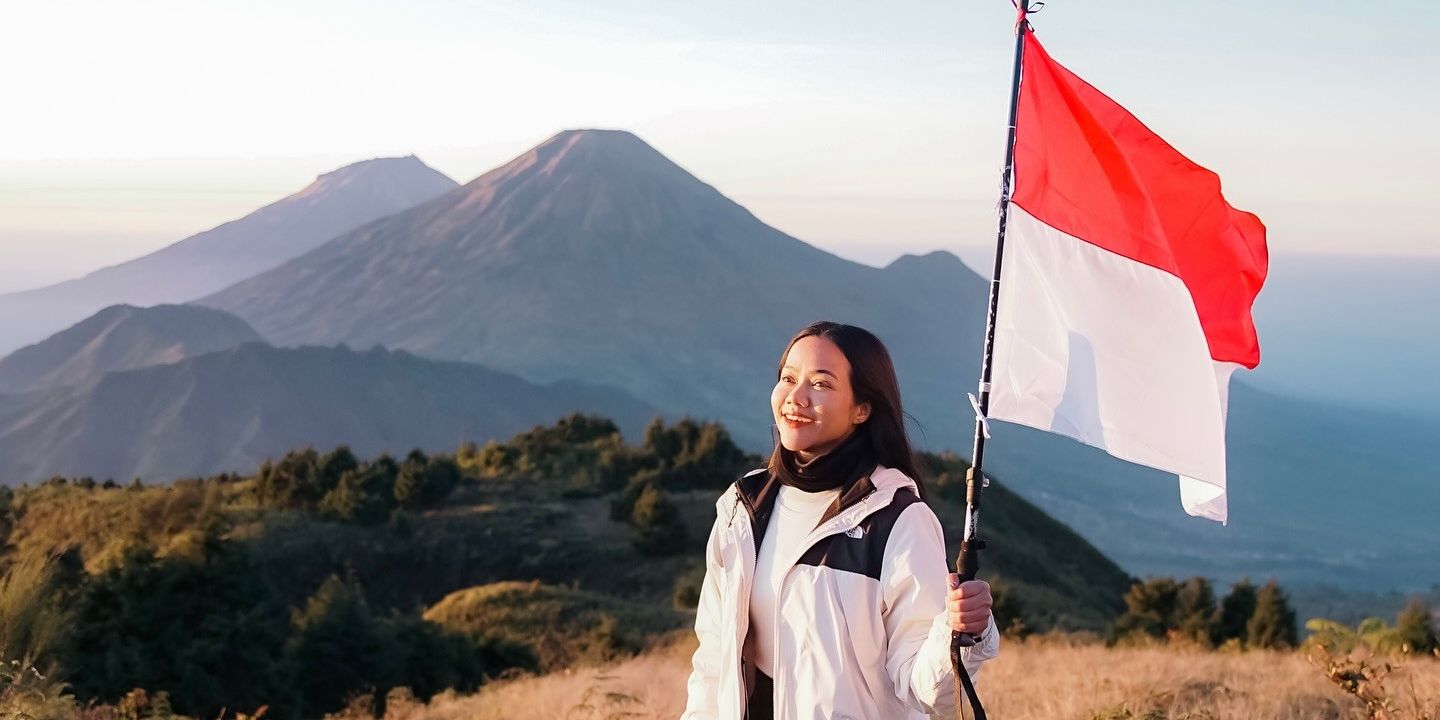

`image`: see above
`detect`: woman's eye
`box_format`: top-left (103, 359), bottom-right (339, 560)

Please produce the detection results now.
top-left (780, 375), bottom-right (794, 384)
top-left (813, 381), bottom-right (830, 389)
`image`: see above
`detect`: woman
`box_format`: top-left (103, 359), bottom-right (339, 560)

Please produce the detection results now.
top-left (682, 321), bottom-right (1000, 720)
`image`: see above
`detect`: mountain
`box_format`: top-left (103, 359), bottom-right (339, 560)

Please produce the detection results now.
top-left (186, 129), bottom-right (1435, 590)
top-left (0, 304), bottom-right (263, 394)
top-left (199, 129), bottom-right (988, 449)
top-left (0, 342), bottom-right (658, 483)
top-left (0, 156), bottom-right (458, 355)
top-left (1247, 253), bottom-right (1440, 423)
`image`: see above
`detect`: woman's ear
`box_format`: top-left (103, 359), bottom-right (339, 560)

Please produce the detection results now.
top-left (854, 402), bottom-right (872, 424)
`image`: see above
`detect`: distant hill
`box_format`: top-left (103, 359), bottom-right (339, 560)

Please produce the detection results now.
top-left (0, 156), bottom-right (458, 355)
top-left (0, 304), bottom-right (263, 394)
top-left (0, 342), bottom-right (659, 483)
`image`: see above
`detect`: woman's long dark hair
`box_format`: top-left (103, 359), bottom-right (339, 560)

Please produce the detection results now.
top-left (767, 321), bottom-right (926, 498)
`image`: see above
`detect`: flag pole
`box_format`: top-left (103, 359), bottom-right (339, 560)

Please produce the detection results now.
top-left (951, 1), bottom-right (1030, 717)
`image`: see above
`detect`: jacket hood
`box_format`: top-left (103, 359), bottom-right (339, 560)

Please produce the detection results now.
top-left (869, 465), bottom-right (919, 495)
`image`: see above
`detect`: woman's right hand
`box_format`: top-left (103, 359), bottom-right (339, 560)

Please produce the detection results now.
top-left (946, 574), bottom-right (993, 636)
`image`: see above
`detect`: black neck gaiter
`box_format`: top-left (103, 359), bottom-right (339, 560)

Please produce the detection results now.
top-left (774, 427), bottom-right (877, 494)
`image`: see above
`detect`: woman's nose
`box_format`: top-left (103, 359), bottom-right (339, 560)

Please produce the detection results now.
top-left (787, 384), bottom-right (810, 408)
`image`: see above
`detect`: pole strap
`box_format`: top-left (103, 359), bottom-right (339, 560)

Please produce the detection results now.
top-left (968, 393), bottom-right (992, 439)
top-left (951, 645), bottom-right (987, 720)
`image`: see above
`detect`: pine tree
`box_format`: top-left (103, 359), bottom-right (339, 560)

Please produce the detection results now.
top-left (1112, 577), bottom-right (1178, 642)
top-left (319, 445), bottom-right (359, 488)
top-left (630, 483), bottom-right (686, 556)
top-left (284, 575), bottom-right (396, 718)
top-left (1246, 579), bottom-right (1298, 649)
top-left (1217, 578), bottom-right (1258, 645)
top-left (1173, 576), bottom-right (1219, 646)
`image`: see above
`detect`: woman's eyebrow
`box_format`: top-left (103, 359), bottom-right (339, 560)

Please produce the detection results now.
top-left (782, 365), bottom-right (836, 378)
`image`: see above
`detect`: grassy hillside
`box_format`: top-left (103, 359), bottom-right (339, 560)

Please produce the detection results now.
top-left (425, 581), bottom-right (689, 672)
top-left (0, 414), bottom-right (1131, 719)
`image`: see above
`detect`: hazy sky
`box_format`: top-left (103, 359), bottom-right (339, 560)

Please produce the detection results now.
top-left (1, 0), bottom-right (1435, 292)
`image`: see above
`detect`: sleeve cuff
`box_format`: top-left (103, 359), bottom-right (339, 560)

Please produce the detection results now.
top-left (926, 610), bottom-right (1001, 670)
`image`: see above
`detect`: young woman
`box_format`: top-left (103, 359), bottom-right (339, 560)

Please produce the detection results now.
top-left (682, 321), bottom-right (1000, 720)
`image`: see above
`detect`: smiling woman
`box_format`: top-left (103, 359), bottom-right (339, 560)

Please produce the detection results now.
top-left (772, 334), bottom-right (870, 462)
top-left (682, 320), bottom-right (999, 720)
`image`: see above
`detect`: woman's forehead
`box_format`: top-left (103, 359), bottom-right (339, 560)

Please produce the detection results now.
top-left (784, 335), bottom-right (851, 373)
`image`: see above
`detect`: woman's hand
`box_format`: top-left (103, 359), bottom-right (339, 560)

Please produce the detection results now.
top-left (946, 574), bottom-right (993, 635)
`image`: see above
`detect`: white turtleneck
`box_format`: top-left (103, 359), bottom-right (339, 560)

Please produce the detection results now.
top-left (745, 484), bottom-right (840, 677)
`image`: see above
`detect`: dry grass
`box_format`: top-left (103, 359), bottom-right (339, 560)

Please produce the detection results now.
top-left (354, 633), bottom-right (1440, 720)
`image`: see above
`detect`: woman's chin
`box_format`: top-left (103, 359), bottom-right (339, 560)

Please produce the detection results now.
top-left (777, 433), bottom-right (817, 455)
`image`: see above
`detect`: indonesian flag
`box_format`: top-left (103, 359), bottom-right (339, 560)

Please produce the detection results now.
top-left (988, 31), bottom-right (1268, 523)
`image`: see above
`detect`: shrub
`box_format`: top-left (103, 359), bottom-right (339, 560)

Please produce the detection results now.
top-left (630, 484), bottom-right (686, 556)
top-left (393, 451), bottom-right (461, 510)
top-left (1395, 598), bottom-right (1439, 655)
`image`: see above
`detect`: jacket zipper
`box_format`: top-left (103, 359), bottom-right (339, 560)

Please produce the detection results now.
top-left (769, 493), bottom-right (888, 720)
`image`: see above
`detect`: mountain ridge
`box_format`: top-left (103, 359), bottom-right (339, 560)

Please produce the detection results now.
top-left (0, 304), bottom-right (264, 394)
top-left (0, 341), bottom-right (660, 483)
top-left (0, 155), bottom-right (458, 355)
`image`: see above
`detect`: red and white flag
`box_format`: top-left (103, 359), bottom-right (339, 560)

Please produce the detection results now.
top-left (989, 32), bottom-right (1269, 523)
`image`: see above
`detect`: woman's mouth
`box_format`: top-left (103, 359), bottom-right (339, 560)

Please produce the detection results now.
top-left (781, 412), bottom-right (816, 428)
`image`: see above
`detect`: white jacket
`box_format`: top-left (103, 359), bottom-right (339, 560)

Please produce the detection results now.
top-left (682, 464), bottom-right (1000, 720)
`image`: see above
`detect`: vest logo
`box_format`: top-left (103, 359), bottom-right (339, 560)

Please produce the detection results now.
top-left (845, 526), bottom-right (865, 539)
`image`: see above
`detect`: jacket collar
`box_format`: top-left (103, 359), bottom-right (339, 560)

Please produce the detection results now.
top-left (731, 464), bottom-right (918, 550)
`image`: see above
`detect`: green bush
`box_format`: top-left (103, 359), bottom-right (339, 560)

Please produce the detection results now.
top-left (1307, 597), bottom-right (1439, 657)
top-left (630, 484), bottom-right (686, 556)
top-left (1395, 597), bottom-right (1439, 654)
top-left (64, 544), bottom-right (290, 719)
top-left (393, 450), bottom-right (460, 510)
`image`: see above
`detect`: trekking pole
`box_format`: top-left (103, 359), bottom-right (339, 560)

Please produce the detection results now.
top-left (951, 2), bottom-right (1032, 718)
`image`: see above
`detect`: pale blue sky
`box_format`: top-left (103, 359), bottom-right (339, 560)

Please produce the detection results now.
top-left (1, 0), bottom-right (1434, 292)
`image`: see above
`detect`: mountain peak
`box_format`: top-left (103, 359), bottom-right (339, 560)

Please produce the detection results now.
top-left (298, 155), bottom-right (454, 199)
top-left (519, 128), bottom-right (681, 179)
top-left (318, 154), bottom-right (428, 178)
top-left (884, 250), bottom-right (967, 271)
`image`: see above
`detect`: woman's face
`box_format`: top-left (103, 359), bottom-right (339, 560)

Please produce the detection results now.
top-left (771, 335), bottom-right (871, 460)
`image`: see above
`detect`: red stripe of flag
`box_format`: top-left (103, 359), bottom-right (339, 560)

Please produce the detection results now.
top-left (1012, 33), bottom-right (1269, 368)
